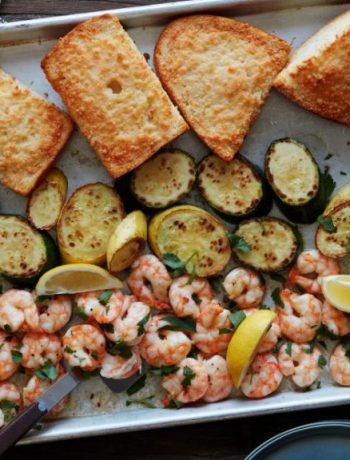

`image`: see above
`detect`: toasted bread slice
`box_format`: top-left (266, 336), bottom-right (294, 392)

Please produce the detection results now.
top-left (0, 69), bottom-right (73, 196)
top-left (274, 9), bottom-right (350, 125)
top-left (154, 15), bottom-right (290, 161)
top-left (41, 14), bottom-right (188, 178)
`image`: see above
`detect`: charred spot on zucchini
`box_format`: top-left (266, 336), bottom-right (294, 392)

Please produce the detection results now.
top-left (149, 205), bottom-right (230, 277)
top-left (197, 154), bottom-right (272, 222)
top-left (316, 201), bottom-right (350, 258)
top-left (265, 138), bottom-right (330, 224)
top-left (57, 183), bottom-right (125, 265)
top-left (130, 149), bottom-right (196, 211)
top-left (233, 217), bottom-right (298, 272)
top-left (27, 168), bottom-right (68, 231)
top-left (0, 215), bottom-right (59, 286)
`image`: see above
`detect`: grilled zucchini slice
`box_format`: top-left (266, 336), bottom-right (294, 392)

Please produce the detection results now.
top-left (57, 183), bottom-right (125, 265)
top-left (27, 168), bottom-right (68, 230)
top-left (0, 215), bottom-right (60, 286)
top-left (107, 210), bottom-right (147, 272)
top-left (265, 138), bottom-right (326, 224)
top-left (197, 154), bottom-right (272, 222)
top-left (233, 217), bottom-right (298, 272)
top-left (149, 205), bottom-right (230, 277)
top-left (131, 149), bottom-right (196, 211)
top-left (316, 201), bottom-right (350, 258)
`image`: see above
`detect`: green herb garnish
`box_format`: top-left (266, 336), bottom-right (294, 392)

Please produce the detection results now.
top-left (227, 233), bottom-right (251, 252)
top-left (317, 215), bottom-right (336, 233)
top-left (127, 374), bottom-right (146, 396)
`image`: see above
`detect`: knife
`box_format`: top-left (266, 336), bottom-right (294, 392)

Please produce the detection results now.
top-left (0, 372), bottom-right (79, 455)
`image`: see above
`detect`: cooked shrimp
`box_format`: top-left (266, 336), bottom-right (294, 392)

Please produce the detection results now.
top-left (169, 275), bottom-right (213, 318)
top-left (161, 357), bottom-right (209, 404)
top-left (289, 249), bottom-right (340, 295)
top-left (241, 353), bottom-right (282, 399)
top-left (223, 268), bottom-right (265, 309)
top-left (330, 344), bottom-right (350, 386)
top-left (322, 301), bottom-right (350, 337)
top-left (0, 382), bottom-right (21, 427)
top-left (21, 332), bottom-right (62, 369)
top-left (23, 364), bottom-right (69, 415)
top-left (100, 347), bottom-right (142, 379)
top-left (0, 331), bottom-right (20, 381)
top-left (0, 289), bottom-right (39, 332)
top-left (104, 296), bottom-right (151, 346)
top-left (139, 315), bottom-right (192, 367)
top-left (244, 308), bottom-right (281, 353)
top-left (74, 289), bottom-right (124, 324)
top-left (36, 294), bottom-right (72, 334)
top-left (200, 354), bottom-right (233, 402)
top-left (127, 255), bottom-right (172, 310)
top-left (191, 302), bottom-right (232, 356)
top-left (277, 289), bottom-right (321, 343)
top-left (278, 342), bottom-right (322, 388)
top-left (62, 324), bottom-right (106, 371)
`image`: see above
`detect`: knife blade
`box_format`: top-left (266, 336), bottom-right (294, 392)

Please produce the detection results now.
top-left (37, 372), bottom-right (80, 413)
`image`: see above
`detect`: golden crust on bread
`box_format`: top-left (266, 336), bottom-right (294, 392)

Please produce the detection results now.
top-left (154, 15), bottom-right (290, 161)
top-left (0, 69), bottom-right (73, 196)
top-left (41, 14), bottom-right (188, 178)
top-left (274, 9), bottom-right (350, 125)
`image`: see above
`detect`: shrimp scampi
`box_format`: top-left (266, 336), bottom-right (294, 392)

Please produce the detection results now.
top-left (74, 289), bottom-right (124, 324)
top-left (161, 358), bottom-right (209, 404)
top-left (240, 353), bottom-right (283, 399)
top-left (200, 354), bottom-right (233, 402)
top-left (289, 250), bottom-right (340, 295)
top-left (21, 332), bottom-right (62, 370)
top-left (36, 294), bottom-right (72, 334)
top-left (278, 342), bottom-right (322, 388)
top-left (169, 275), bottom-right (213, 318)
top-left (63, 324), bottom-right (106, 371)
top-left (140, 315), bottom-right (192, 367)
top-left (0, 331), bottom-right (20, 381)
top-left (330, 344), bottom-right (350, 386)
top-left (223, 268), bottom-right (265, 309)
top-left (0, 289), bottom-right (39, 332)
top-left (191, 302), bottom-right (232, 356)
top-left (127, 255), bottom-right (172, 310)
top-left (104, 296), bottom-right (151, 346)
top-left (322, 301), bottom-right (350, 337)
top-left (0, 382), bottom-right (21, 427)
top-left (100, 347), bottom-right (142, 380)
top-left (277, 289), bottom-right (322, 343)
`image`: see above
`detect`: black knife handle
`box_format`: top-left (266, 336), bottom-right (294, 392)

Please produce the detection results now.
top-left (0, 402), bottom-right (47, 455)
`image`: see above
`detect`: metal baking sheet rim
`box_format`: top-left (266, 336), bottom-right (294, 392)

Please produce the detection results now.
top-left (1, 0), bottom-right (350, 445)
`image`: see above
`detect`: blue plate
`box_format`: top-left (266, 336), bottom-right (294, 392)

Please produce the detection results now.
top-left (246, 420), bottom-right (350, 460)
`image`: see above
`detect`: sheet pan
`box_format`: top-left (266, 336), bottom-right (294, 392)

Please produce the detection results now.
top-left (1, 0), bottom-right (350, 444)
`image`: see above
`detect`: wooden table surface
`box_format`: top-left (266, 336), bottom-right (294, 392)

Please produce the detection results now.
top-left (1, 1), bottom-right (350, 458)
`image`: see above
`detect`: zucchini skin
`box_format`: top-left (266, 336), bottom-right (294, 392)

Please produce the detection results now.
top-left (265, 139), bottom-right (325, 224)
top-left (197, 155), bottom-right (273, 223)
top-left (4, 229), bottom-right (60, 288)
top-left (114, 173), bottom-right (140, 214)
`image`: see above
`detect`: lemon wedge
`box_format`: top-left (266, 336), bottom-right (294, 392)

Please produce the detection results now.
top-left (107, 210), bottom-right (147, 273)
top-left (36, 264), bottom-right (123, 295)
top-left (226, 309), bottom-right (276, 389)
top-left (321, 275), bottom-right (350, 313)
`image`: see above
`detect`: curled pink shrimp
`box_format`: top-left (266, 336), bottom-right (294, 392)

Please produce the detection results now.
top-left (322, 301), bottom-right (350, 337)
top-left (289, 249), bottom-right (340, 295)
top-left (161, 358), bottom-right (209, 404)
top-left (0, 289), bottom-right (39, 332)
top-left (200, 354), bottom-right (233, 402)
top-left (277, 289), bottom-right (321, 343)
top-left (0, 331), bottom-right (20, 381)
top-left (100, 347), bottom-right (142, 380)
top-left (21, 332), bottom-right (62, 370)
top-left (330, 344), bottom-right (350, 386)
top-left (169, 275), bottom-right (213, 318)
top-left (191, 302), bottom-right (232, 356)
top-left (35, 294), bottom-right (72, 334)
top-left (74, 289), bottom-right (124, 324)
top-left (241, 353), bottom-right (283, 399)
top-left (127, 255), bottom-right (172, 310)
top-left (223, 268), bottom-right (265, 309)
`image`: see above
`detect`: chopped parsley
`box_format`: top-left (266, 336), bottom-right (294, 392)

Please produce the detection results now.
top-left (227, 233), bottom-right (251, 252)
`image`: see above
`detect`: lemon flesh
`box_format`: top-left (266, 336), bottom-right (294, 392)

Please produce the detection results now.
top-left (226, 309), bottom-right (276, 389)
top-left (107, 210), bottom-right (147, 272)
top-left (36, 264), bottom-right (123, 295)
top-left (321, 275), bottom-right (350, 313)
